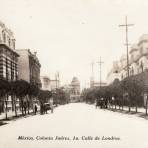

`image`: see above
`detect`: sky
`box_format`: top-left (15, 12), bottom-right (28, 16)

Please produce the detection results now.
top-left (0, 0), bottom-right (148, 88)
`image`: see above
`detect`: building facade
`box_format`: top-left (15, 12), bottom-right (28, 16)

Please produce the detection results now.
top-left (107, 34), bottom-right (148, 85)
top-left (40, 75), bottom-right (60, 92)
top-left (0, 21), bottom-right (19, 112)
top-left (69, 77), bottom-right (81, 102)
top-left (40, 76), bottom-right (51, 91)
top-left (0, 21), bottom-right (19, 81)
top-left (16, 49), bottom-right (41, 87)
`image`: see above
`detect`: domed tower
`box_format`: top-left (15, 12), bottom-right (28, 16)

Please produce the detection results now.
top-left (70, 77), bottom-right (80, 102)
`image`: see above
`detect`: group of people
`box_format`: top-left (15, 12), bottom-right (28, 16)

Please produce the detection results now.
top-left (33, 98), bottom-right (54, 115)
top-left (40, 98), bottom-right (54, 115)
top-left (95, 98), bottom-right (108, 109)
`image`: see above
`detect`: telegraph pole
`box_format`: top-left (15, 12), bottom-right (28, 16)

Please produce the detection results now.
top-left (91, 62), bottom-right (94, 76)
top-left (119, 16), bottom-right (134, 77)
top-left (90, 61), bottom-right (94, 88)
top-left (97, 57), bottom-right (104, 88)
top-left (55, 71), bottom-right (60, 89)
top-left (55, 73), bottom-right (57, 90)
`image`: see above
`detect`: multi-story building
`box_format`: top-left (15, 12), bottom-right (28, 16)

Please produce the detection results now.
top-left (107, 34), bottom-right (148, 85)
top-left (69, 77), bottom-right (81, 102)
top-left (0, 21), bottom-right (19, 81)
top-left (40, 76), bottom-right (51, 91)
top-left (16, 49), bottom-right (41, 87)
top-left (0, 21), bottom-right (19, 112)
top-left (40, 75), bottom-right (60, 92)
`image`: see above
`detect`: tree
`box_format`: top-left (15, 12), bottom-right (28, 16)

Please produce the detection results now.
top-left (110, 79), bottom-right (123, 110)
top-left (13, 80), bottom-right (30, 115)
top-left (38, 90), bottom-right (52, 104)
top-left (10, 81), bottom-right (18, 117)
top-left (82, 88), bottom-right (96, 104)
top-left (54, 88), bottom-right (68, 105)
top-left (0, 79), bottom-right (10, 119)
top-left (121, 76), bottom-right (144, 112)
top-left (28, 83), bottom-right (39, 114)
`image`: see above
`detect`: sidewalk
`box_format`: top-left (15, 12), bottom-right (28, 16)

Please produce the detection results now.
top-left (0, 105), bottom-right (57, 125)
top-left (107, 105), bottom-right (148, 119)
top-left (0, 109), bottom-right (37, 125)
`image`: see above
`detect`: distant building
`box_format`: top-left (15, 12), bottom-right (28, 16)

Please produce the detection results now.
top-left (40, 76), bottom-right (60, 91)
top-left (106, 61), bottom-right (121, 85)
top-left (40, 76), bottom-right (51, 91)
top-left (69, 77), bottom-right (81, 102)
top-left (16, 49), bottom-right (41, 87)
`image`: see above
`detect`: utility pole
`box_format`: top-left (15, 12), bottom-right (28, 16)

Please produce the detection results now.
top-left (57, 71), bottom-right (60, 88)
top-left (55, 71), bottom-right (60, 89)
top-left (55, 73), bottom-right (57, 90)
top-left (97, 57), bottom-right (104, 88)
top-left (119, 16), bottom-right (134, 77)
top-left (90, 61), bottom-right (94, 88)
top-left (91, 62), bottom-right (94, 76)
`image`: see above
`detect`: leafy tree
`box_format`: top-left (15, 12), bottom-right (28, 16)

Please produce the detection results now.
top-left (13, 80), bottom-right (30, 115)
top-left (55, 88), bottom-right (69, 105)
top-left (82, 88), bottom-right (96, 104)
top-left (121, 76), bottom-right (144, 112)
top-left (110, 79), bottom-right (123, 110)
top-left (38, 90), bottom-right (52, 104)
top-left (27, 83), bottom-right (39, 114)
top-left (0, 79), bottom-right (10, 119)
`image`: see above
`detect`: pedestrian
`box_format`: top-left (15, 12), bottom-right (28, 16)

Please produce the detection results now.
top-left (24, 102), bottom-right (27, 115)
top-left (40, 103), bottom-right (44, 115)
top-left (34, 105), bottom-right (37, 115)
top-left (49, 97), bottom-right (54, 113)
top-left (95, 98), bottom-right (99, 108)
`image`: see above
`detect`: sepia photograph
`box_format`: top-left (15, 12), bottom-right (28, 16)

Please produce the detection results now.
top-left (0, 0), bottom-right (148, 148)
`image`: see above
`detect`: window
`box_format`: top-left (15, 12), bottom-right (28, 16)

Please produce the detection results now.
top-left (2, 32), bottom-right (6, 43)
top-left (12, 39), bottom-right (15, 49)
top-left (8, 38), bottom-right (11, 46)
top-left (141, 61), bottom-right (143, 72)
